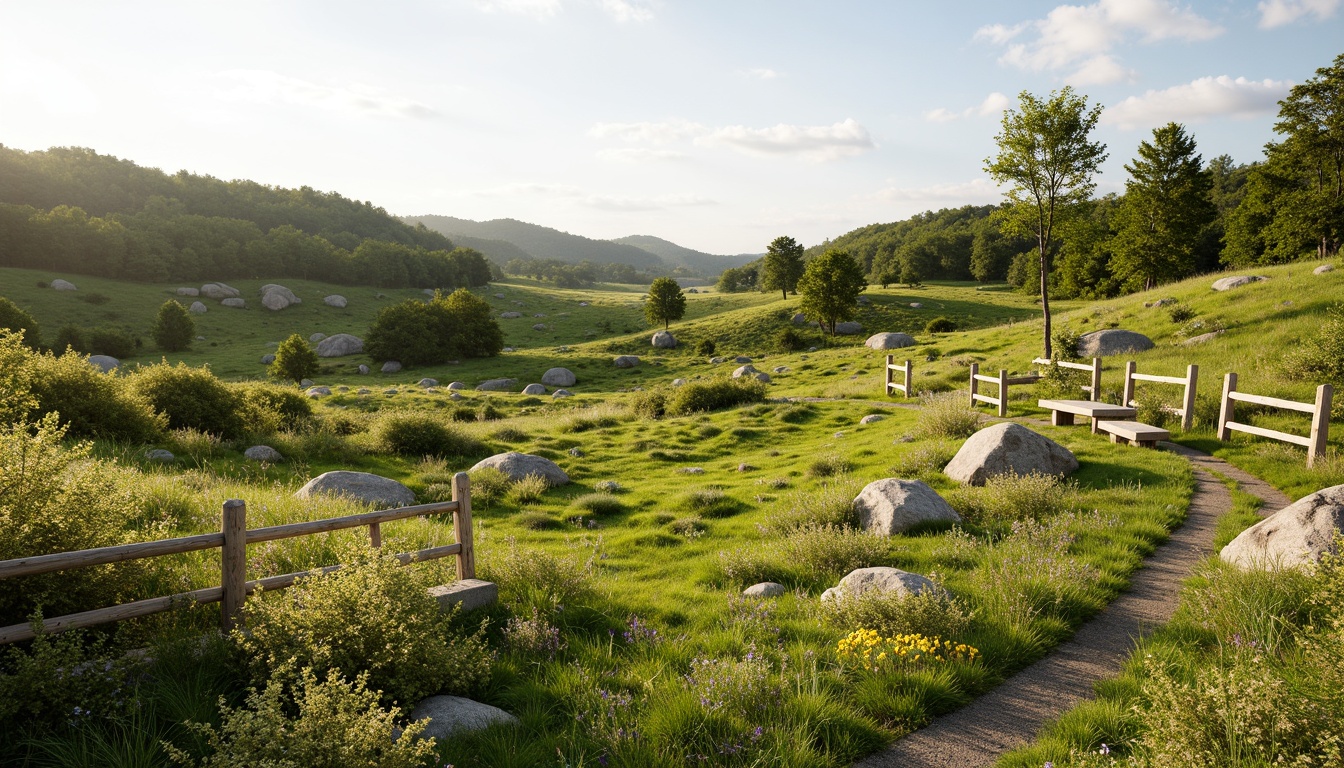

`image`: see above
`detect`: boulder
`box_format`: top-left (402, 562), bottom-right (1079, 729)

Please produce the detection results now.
top-left (743, 582), bottom-right (787, 598)
top-left (1183, 330), bottom-right (1225, 345)
top-left (552, 389), bottom-right (573, 397)
top-left (317, 334), bottom-right (363, 358)
top-left (522, 383), bottom-right (547, 395)
top-left (532, 323), bottom-right (547, 331)
top-left (477, 378), bottom-right (518, 392)
top-left (1314, 264), bottom-right (1335, 275)
top-left (651, 331), bottom-right (676, 349)
top-left (220, 298), bottom-right (245, 308)
top-left (732, 365), bottom-right (757, 378)
top-left (470, 452), bottom-right (569, 487)
top-left (260, 354), bottom-right (276, 365)
top-left (176, 287), bottom-right (199, 297)
top-left (1076, 329), bottom-right (1154, 357)
top-left (1212, 275), bottom-right (1267, 291)
top-left (1151, 297), bottom-right (1178, 308)
top-left (853, 479), bottom-right (961, 535)
top-left (309, 333), bottom-right (327, 343)
top-left (495, 293), bottom-right (506, 299)
top-left (260, 292), bottom-right (290, 311)
top-left (384, 388), bottom-right (399, 395)
top-left (1221, 484), bottom-right (1344, 570)
top-left (260, 284), bottom-right (300, 304)
top-left (865, 332), bottom-right (916, 350)
top-left (773, 366), bottom-right (789, 374)
top-left (500, 311), bottom-right (523, 319)
top-left (50, 279), bottom-right (77, 291)
top-left (754, 372), bottom-right (771, 383)
top-left (189, 301), bottom-right (207, 314)
top-left (672, 378), bottom-right (687, 387)
top-left (446, 381), bottom-right (466, 390)
top-left (295, 471), bottom-right (416, 507)
top-left (423, 289), bottom-right (436, 297)
top-left (944, 422), bottom-right (1078, 486)
top-left (859, 414), bottom-right (885, 425)
top-left (418, 378), bottom-right (438, 388)
top-left (710, 357), bottom-right (725, 364)
top-left (88, 355), bottom-right (119, 372)
top-left (613, 355), bottom-right (640, 368)
top-left (201, 282), bottom-right (240, 300)
top-left (542, 368), bottom-right (576, 387)
top-left (306, 386), bottom-right (332, 397)
top-left (244, 445), bottom-right (283, 462)
top-left (144, 449), bottom-right (174, 463)
top-left (357, 364), bottom-right (370, 374)
top-left (301, 378), bottom-right (314, 387)
top-left (381, 361), bottom-right (402, 373)
top-left (820, 567), bottom-right (941, 603)
top-left (792, 313), bottom-right (807, 324)
top-left (734, 356), bottom-right (753, 363)
top-left (409, 696), bottom-right (518, 741)
top-left (835, 321), bottom-right (863, 335)
top-left (324, 294), bottom-right (348, 308)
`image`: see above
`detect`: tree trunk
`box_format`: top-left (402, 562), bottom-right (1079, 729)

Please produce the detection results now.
top-left (1039, 241), bottom-right (1052, 359)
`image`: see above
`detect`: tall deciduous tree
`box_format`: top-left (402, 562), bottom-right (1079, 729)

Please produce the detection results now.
top-left (1110, 123), bottom-right (1216, 291)
top-left (152, 299), bottom-right (194, 352)
top-left (797, 249), bottom-right (866, 336)
top-left (985, 87), bottom-right (1107, 359)
top-left (761, 236), bottom-right (805, 299)
top-left (644, 277), bottom-right (686, 330)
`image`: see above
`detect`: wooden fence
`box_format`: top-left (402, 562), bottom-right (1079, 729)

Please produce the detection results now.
top-left (1032, 357), bottom-right (1102, 400)
top-left (0, 473), bottom-right (474, 645)
top-left (1218, 374), bottom-right (1333, 468)
top-left (969, 363), bottom-right (1044, 418)
top-left (1124, 362), bottom-right (1199, 432)
top-left (885, 356), bottom-right (912, 398)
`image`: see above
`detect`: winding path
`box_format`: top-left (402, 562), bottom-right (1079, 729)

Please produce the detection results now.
top-left (853, 444), bottom-right (1289, 768)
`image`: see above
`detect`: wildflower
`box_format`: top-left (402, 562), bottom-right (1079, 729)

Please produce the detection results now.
top-left (1099, 744), bottom-right (1110, 755)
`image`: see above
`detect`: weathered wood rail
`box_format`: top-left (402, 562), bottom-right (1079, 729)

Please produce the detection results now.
top-left (885, 356), bottom-right (913, 398)
top-left (1031, 357), bottom-right (1102, 400)
top-left (969, 363), bottom-right (1042, 417)
top-left (1218, 374), bottom-right (1333, 468)
top-left (1123, 362), bottom-right (1199, 432)
top-left (0, 473), bottom-right (474, 645)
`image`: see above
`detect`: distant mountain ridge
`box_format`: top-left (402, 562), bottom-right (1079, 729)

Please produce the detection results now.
top-left (404, 215), bottom-right (758, 276)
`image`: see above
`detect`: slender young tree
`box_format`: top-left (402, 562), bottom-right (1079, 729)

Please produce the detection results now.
top-left (760, 236), bottom-right (805, 299)
top-left (152, 299), bottom-right (195, 352)
top-left (644, 277), bottom-right (686, 330)
top-left (985, 87), bottom-right (1107, 358)
top-left (269, 333), bottom-right (319, 384)
top-left (1110, 123), bottom-right (1216, 291)
top-left (797, 249), bottom-right (866, 335)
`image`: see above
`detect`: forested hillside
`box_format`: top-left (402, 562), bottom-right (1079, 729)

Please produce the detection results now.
top-left (0, 145), bottom-right (491, 290)
top-left (608, 234), bottom-right (759, 274)
top-left (406, 215), bottom-right (665, 270)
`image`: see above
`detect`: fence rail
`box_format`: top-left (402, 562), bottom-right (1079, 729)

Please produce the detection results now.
top-left (1217, 373), bottom-right (1333, 468)
top-left (0, 473), bottom-right (474, 645)
top-left (885, 356), bottom-right (912, 398)
top-left (1032, 357), bottom-right (1102, 400)
top-left (1124, 362), bottom-right (1199, 432)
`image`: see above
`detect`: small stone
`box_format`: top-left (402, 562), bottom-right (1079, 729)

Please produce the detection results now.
top-left (541, 368), bottom-right (576, 387)
top-left (651, 330), bottom-right (676, 349)
top-left (381, 361), bottom-right (402, 373)
top-left (384, 388), bottom-right (399, 395)
top-left (734, 356), bottom-right (752, 363)
top-left (754, 372), bottom-right (771, 383)
top-left (731, 365), bottom-right (757, 378)
top-left (532, 323), bottom-right (547, 331)
top-left (144, 449), bottom-right (174, 462)
top-left (835, 321), bottom-right (863, 335)
top-left (418, 378), bottom-right (439, 388)
top-left (176, 287), bottom-right (199, 297)
top-left (88, 355), bottom-right (119, 372)
top-left (324, 294), bottom-right (348, 308)
top-left (613, 355), bottom-right (640, 369)
top-left (447, 381), bottom-right (466, 390)
top-left (672, 378), bottom-right (687, 386)
top-left (244, 445), bottom-right (283, 462)
top-left (738, 463), bottom-right (755, 472)
top-left (552, 389), bottom-right (573, 397)
top-left (50, 279), bottom-right (77, 291)
top-left (569, 447), bottom-right (585, 457)
top-left (306, 386), bottom-right (331, 397)
top-left (500, 311), bottom-right (523, 319)
top-left (773, 366), bottom-right (788, 373)
top-left (221, 297), bottom-right (245, 308)
top-left (477, 378), bottom-right (518, 392)
top-left (1314, 263), bottom-right (1335, 275)
top-left (357, 388), bottom-right (371, 394)
top-left (357, 365), bottom-right (370, 375)
top-left (189, 301), bottom-right (207, 314)
top-left (743, 582), bottom-right (787, 598)
top-left (909, 302), bottom-right (923, 309)
top-left (1212, 275), bottom-right (1268, 291)
top-left (677, 467), bottom-right (705, 474)
top-left (860, 414), bottom-right (885, 425)
top-left (709, 357), bottom-right (725, 364)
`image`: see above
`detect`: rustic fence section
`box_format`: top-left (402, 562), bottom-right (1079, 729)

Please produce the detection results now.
top-left (885, 356), bottom-right (912, 398)
top-left (969, 363), bottom-right (1044, 417)
top-left (0, 473), bottom-right (474, 645)
top-left (1123, 362), bottom-right (1199, 432)
top-left (1218, 374), bottom-right (1333, 468)
top-left (1032, 357), bottom-right (1102, 400)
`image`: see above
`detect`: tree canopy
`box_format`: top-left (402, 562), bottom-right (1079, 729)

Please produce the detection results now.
top-left (797, 250), bottom-right (866, 336)
top-left (761, 236), bottom-right (805, 299)
top-left (152, 300), bottom-right (195, 352)
top-left (644, 277), bottom-right (687, 330)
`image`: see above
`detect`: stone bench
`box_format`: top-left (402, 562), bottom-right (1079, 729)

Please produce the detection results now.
top-left (1096, 420), bottom-right (1170, 448)
top-left (1037, 399), bottom-right (1137, 433)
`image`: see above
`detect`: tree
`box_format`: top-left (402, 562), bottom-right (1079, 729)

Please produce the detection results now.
top-left (985, 87), bottom-right (1107, 358)
top-left (644, 277), bottom-right (686, 330)
top-left (269, 333), bottom-right (319, 384)
top-left (0, 297), bottom-right (40, 349)
top-left (761, 236), bottom-right (805, 299)
top-left (433, 289), bottom-right (503, 358)
top-left (152, 299), bottom-right (194, 352)
top-left (366, 290), bottom-right (503, 367)
top-left (1110, 123), bottom-right (1216, 291)
top-left (797, 249), bottom-right (866, 335)
top-left (1271, 52), bottom-right (1344, 260)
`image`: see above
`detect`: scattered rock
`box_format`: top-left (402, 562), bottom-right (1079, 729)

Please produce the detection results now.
top-left (532, 323), bottom-right (547, 331)
top-left (477, 378), bottom-right (518, 392)
top-left (381, 361), bottom-right (402, 373)
top-left (357, 365), bottom-right (370, 374)
top-left (568, 447), bottom-right (585, 457)
top-left (821, 567), bottom-right (942, 603)
top-left (295, 471), bottom-right (416, 507)
top-left (792, 313), bottom-right (807, 324)
top-left (533, 313), bottom-right (547, 318)
top-left (260, 354), bottom-right (276, 365)
top-left (552, 389), bottom-right (573, 397)
top-left (1212, 275), bottom-right (1268, 291)
top-left (502, 347), bottom-right (515, 353)
top-left (1314, 264), bottom-right (1335, 275)
top-left (50, 278), bottom-right (77, 291)
top-left (613, 355), bottom-right (640, 369)
top-left (835, 321), bottom-right (863, 335)
top-left (300, 379), bottom-right (314, 387)
top-left (317, 334), bottom-right (364, 358)
top-left (1221, 484), bottom-right (1344, 570)
top-left (1183, 330), bottom-right (1225, 345)
top-left (220, 298), bottom-right (246, 308)
top-left (189, 301), bottom-right (207, 314)
top-left (734, 356), bottom-right (752, 363)
top-left (470, 452), bottom-right (569, 487)
top-left (201, 282), bottom-right (240, 300)
top-left (495, 293), bottom-right (506, 299)
top-left (753, 372), bottom-right (772, 383)
top-left (773, 366), bottom-right (789, 374)
top-left (260, 292), bottom-right (290, 311)
top-left (709, 357), bottom-right (725, 364)
top-left (88, 355), bottom-right (119, 372)
top-left (738, 463), bottom-right (755, 472)
top-left (418, 378), bottom-right (438, 388)
top-left (500, 311), bottom-right (523, 319)
top-left (324, 294), bottom-right (347, 308)
top-left (853, 479), bottom-right (961, 535)
top-left (144, 449), bottom-right (174, 463)
top-left (672, 378), bottom-right (687, 387)
top-left (865, 332), bottom-right (916, 350)
top-left (306, 386), bottom-right (331, 397)
top-left (859, 414), bottom-right (885, 425)
top-left (651, 330), bottom-right (677, 349)
top-left (909, 302), bottom-right (923, 309)
top-left (522, 383), bottom-right (547, 395)
top-left (743, 582), bottom-right (787, 598)
top-left (176, 287), bottom-right (199, 297)
top-left (578, 301), bottom-right (589, 307)
top-left (244, 445), bottom-right (283, 462)
top-left (943, 422), bottom-right (1078, 486)
top-left (409, 696), bottom-right (518, 741)
top-left (447, 381), bottom-right (466, 390)
top-left (677, 467), bottom-right (705, 475)
top-left (1152, 297), bottom-right (1178, 307)
top-left (541, 368), bottom-right (577, 387)
top-left (1076, 329), bottom-right (1154, 357)
top-left (307, 333), bottom-right (326, 343)
top-left (732, 365), bottom-right (757, 378)
top-left (384, 388), bottom-right (399, 395)
top-left (357, 388), bottom-right (371, 394)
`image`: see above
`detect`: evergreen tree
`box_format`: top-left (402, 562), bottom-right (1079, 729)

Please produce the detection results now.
top-left (761, 236), bottom-right (805, 299)
top-left (269, 334), bottom-right (320, 384)
top-left (797, 249), bottom-right (866, 335)
top-left (152, 300), bottom-right (194, 352)
top-left (644, 277), bottom-right (686, 330)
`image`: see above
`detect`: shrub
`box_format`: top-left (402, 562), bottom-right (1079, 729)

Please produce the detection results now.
top-left (1132, 390), bottom-right (1177, 428)
top-left (825, 586), bottom-right (973, 640)
top-left (128, 361), bottom-right (245, 438)
top-left (236, 552), bottom-right (491, 707)
top-left (476, 402), bottom-right (503, 421)
top-left (765, 477), bottom-right (861, 532)
top-left (569, 492), bottom-right (625, 516)
top-left (374, 412), bottom-right (481, 458)
top-left (485, 539), bottom-right (595, 615)
top-left (235, 381), bottom-right (315, 434)
top-left (25, 349), bottom-right (164, 442)
top-left (683, 651), bottom-right (779, 718)
top-left (776, 326), bottom-right (807, 351)
top-left (87, 326), bottom-right (139, 358)
top-left (366, 290), bottom-right (504, 366)
top-left (696, 339), bottom-right (716, 356)
top-left (680, 487), bottom-right (743, 518)
top-left (924, 316), bottom-right (956, 334)
top-left (1050, 326), bottom-right (1084, 361)
top-left (1167, 303), bottom-right (1195, 323)
top-left (776, 403), bottom-right (816, 423)
top-left (506, 474), bottom-right (551, 505)
top-left (467, 466), bottom-right (512, 507)
top-left (780, 522), bottom-right (890, 579)
top-left (152, 300), bottom-right (195, 352)
top-left (0, 296), bottom-right (40, 349)
top-left (269, 333), bottom-right (319, 384)
top-left (1282, 304), bottom-right (1344, 384)
top-left (807, 453), bottom-right (853, 478)
top-left (51, 324), bottom-right (87, 355)
top-left (165, 668), bottom-right (437, 768)
top-left (949, 471), bottom-right (1075, 528)
top-left (889, 443), bottom-right (957, 480)
top-left (666, 378), bottom-right (767, 417)
top-left (631, 388), bottom-right (669, 420)
top-left (667, 516), bottom-right (706, 539)
top-left (914, 391), bottom-right (980, 439)
top-left (504, 608), bottom-right (565, 660)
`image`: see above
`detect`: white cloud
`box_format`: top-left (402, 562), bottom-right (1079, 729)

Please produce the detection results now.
top-left (595, 147), bottom-right (688, 162)
top-left (924, 92), bottom-right (1010, 123)
top-left (1257, 0), bottom-right (1342, 27)
top-left (597, 0), bottom-right (655, 22)
top-left (742, 67), bottom-right (780, 80)
top-left (874, 178), bottom-right (1001, 203)
top-left (1105, 75), bottom-right (1292, 130)
top-left (471, 0), bottom-right (561, 20)
top-left (212, 70), bottom-right (438, 119)
top-left (983, 0), bottom-right (1222, 80)
top-left (695, 119), bottom-right (876, 161)
top-left (582, 193), bottom-right (715, 211)
top-left (588, 119), bottom-right (706, 143)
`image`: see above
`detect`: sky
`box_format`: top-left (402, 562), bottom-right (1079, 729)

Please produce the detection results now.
top-left (1, 1), bottom-right (1341, 256)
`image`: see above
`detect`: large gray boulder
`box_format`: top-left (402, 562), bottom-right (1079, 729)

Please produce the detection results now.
top-left (381, 361), bottom-right (402, 373)
top-left (613, 355), bottom-right (640, 369)
top-left (324, 294), bottom-right (348, 308)
top-left (853, 479), bottom-right (961, 535)
top-left (261, 284), bottom-right (300, 304)
top-left (201, 282), bottom-right (240, 300)
top-left (261, 291), bottom-right (292, 311)
top-left (820, 567), bottom-right (941, 603)
top-left (1220, 484), bottom-right (1344, 570)
top-left (731, 365), bottom-right (757, 378)
top-left (176, 287), bottom-right (199, 297)
top-left (244, 445), bottom-right (283, 462)
top-left (651, 331), bottom-right (676, 349)
top-left (835, 321), bottom-right (863, 335)
top-left (1314, 264), bottom-right (1335, 275)
top-left (541, 367), bottom-right (576, 387)
top-left (317, 333), bottom-right (363, 358)
top-left (1212, 275), bottom-right (1267, 291)
top-left (50, 279), bottom-right (77, 291)
top-left (409, 696), bottom-right (518, 740)
top-left (477, 378), bottom-right (518, 392)
top-left (1076, 329), bottom-right (1154, 357)
top-left (470, 452), bottom-right (569, 487)
top-left (522, 383), bottom-right (547, 395)
top-left (865, 332), bottom-right (916, 350)
top-left (189, 301), bottom-right (207, 314)
top-left (88, 355), bottom-right (119, 372)
top-left (943, 422), bottom-right (1078, 486)
top-left (295, 471), bottom-right (415, 507)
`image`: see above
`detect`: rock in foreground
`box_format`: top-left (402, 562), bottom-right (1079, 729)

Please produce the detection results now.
top-left (294, 471), bottom-right (415, 507)
top-left (1221, 484), bottom-right (1344, 570)
top-left (853, 479), bottom-right (961, 535)
top-left (410, 696), bottom-right (518, 740)
top-left (821, 567), bottom-right (942, 603)
top-left (470, 452), bottom-right (569, 487)
top-left (865, 332), bottom-right (916, 350)
top-left (943, 422), bottom-right (1078, 486)
top-left (1076, 329), bottom-right (1154, 357)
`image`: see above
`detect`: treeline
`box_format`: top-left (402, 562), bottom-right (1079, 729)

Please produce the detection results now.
top-left (502, 257), bottom-right (653, 287)
top-left (0, 145), bottom-right (493, 289)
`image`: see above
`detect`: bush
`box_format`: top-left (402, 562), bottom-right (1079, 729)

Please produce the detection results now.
top-left (467, 466), bottom-right (513, 508)
top-left (775, 327), bottom-right (807, 351)
top-left (505, 474), bottom-right (550, 505)
top-left (666, 378), bottom-right (766, 417)
top-left (26, 349), bottom-right (165, 442)
top-left (807, 453), bottom-right (853, 478)
top-left (569, 492), bottom-right (625, 516)
top-left (825, 586), bottom-right (973, 640)
top-left (165, 668), bottom-right (437, 768)
top-left (914, 391), bottom-right (980, 439)
top-left (236, 552), bottom-right (491, 707)
top-left (1050, 325), bottom-right (1084, 361)
top-left (374, 412), bottom-right (481, 458)
top-left (889, 443), bottom-right (957, 480)
top-left (128, 361), bottom-right (245, 438)
top-left (269, 333), bottom-right (319, 384)
top-left (152, 300), bottom-right (195, 352)
top-left (0, 628), bottom-right (143, 728)
top-left (1167, 303), bottom-right (1195, 323)
top-left (1282, 304), bottom-right (1344, 384)
top-left (0, 296), bottom-right (40, 349)
top-left (924, 316), bottom-right (956, 334)
top-left (236, 382), bottom-right (315, 434)
top-left (88, 326), bottom-right (139, 358)
top-left (485, 539), bottom-right (595, 615)
top-left (780, 522), bottom-right (890, 579)
top-left (696, 339), bottom-right (716, 356)
top-left (632, 388), bottom-right (669, 420)
top-left (366, 290), bottom-right (504, 366)
top-left (51, 324), bottom-right (87, 354)
top-left (765, 477), bottom-right (861, 532)
top-left (948, 471), bottom-right (1075, 528)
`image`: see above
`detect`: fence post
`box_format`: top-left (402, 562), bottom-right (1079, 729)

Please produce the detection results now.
top-left (1218, 372), bottom-right (1237, 441)
top-left (885, 355), bottom-right (893, 395)
top-left (451, 472), bottom-right (475, 580)
top-left (221, 500), bottom-right (247, 632)
top-left (968, 363), bottom-right (979, 408)
top-left (368, 522), bottom-right (382, 548)
top-left (997, 369), bottom-right (1009, 418)
top-left (1181, 364), bottom-right (1199, 432)
top-left (902, 359), bottom-right (912, 398)
top-left (1309, 384), bottom-right (1334, 469)
top-left (1089, 358), bottom-right (1102, 402)
top-left (1123, 361), bottom-right (1136, 408)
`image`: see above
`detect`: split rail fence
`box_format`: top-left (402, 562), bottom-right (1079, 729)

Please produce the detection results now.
top-left (0, 473), bottom-right (474, 645)
top-left (1124, 362), bottom-right (1199, 432)
top-left (1218, 374), bottom-right (1333, 468)
top-left (885, 356), bottom-right (912, 398)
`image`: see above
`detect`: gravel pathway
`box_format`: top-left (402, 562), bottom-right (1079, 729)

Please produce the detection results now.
top-left (853, 445), bottom-right (1288, 768)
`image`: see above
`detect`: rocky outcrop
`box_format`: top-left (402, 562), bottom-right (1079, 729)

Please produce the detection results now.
top-left (470, 452), bottom-right (569, 487)
top-left (1212, 275), bottom-right (1267, 291)
top-left (852, 479), bottom-right (961, 535)
top-left (943, 422), bottom-right (1078, 486)
top-left (1076, 329), bottom-right (1154, 357)
top-left (317, 334), bottom-right (363, 358)
top-left (294, 471), bottom-right (416, 507)
top-left (1221, 484), bottom-right (1344, 570)
top-left (865, 332), bottom-right (916, 350)
top-left (201, 282), bottom-right (240, 300)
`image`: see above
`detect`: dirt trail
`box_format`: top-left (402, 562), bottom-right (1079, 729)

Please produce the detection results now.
top-left (853, 445), bottom-right (1289, 768)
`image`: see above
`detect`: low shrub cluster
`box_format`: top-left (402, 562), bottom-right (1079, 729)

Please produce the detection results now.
top-left (128, 361), bottom-right (246, 439)
top-left (1281, 303), bottom-right (1344, 384)
top-left (836, 629), bottom-right (979, 672)
top-left (947, 471), bottom-right (1075, 529)
top-left (914, 391), bottom-right (980, 439)
top-left (373, 411), bottom-right (483, 458)
top-left (633, 378), bottom-right (768, 420)
top-left (825, 587), bottom-right (973, 640)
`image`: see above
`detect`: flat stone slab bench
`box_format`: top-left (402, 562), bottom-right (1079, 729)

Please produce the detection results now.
top-left (1038, 399), bottom-right (1138, 433)
top-left (428, 579), bottom-right (498, 613)
top-left (1096, 420), bottom-right (1170, 448)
